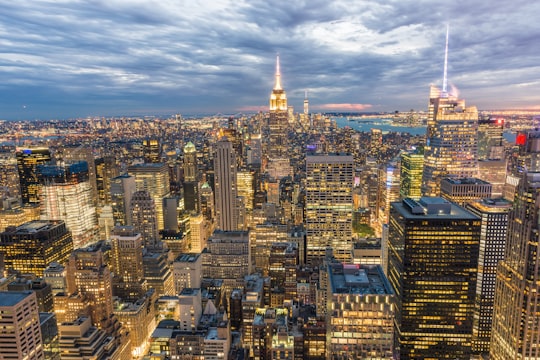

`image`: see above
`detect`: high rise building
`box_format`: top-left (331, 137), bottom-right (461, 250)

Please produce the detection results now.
top-left (388, 197), bottom-right (481, 359)
top-left (303, 90), bottom-right (309, 119)
top-left (326, 263), bottom-right (394, 359)
top-left (44, 262), bottom-right (67, 295)
top-left (113, 289), bottom-right (156, 358)
top-left (422, 30), bottom-right (478, 196)
top-left (143, 138), bottom-right (161, 163)
top-left (183, 142), bottom-right (198, 182)
top-left (110, 226), bottom-right (145, 301)
top-left (421, 89), bottom-right (479, 196)
top-left (60, 146), bottom-right (99, 207)
top-left (370, 128), bottom-right (383, 157)
top-left (0, 291), bottom-right (44, 359)
top-left (95, 156), bottom-right (119, 207)
top-left (490, 131), bottom-right (540, 359)
top-left (237, 169), bottom-right (256, 211)
top-left (0, 220), bottom-right (73, 277)
top-left (128, 163), bottom-right (170, 230)
top-left (200, 182), bottom-right (214, 223)
top-left (16, 147), bottom-right (51, 205)
top-left (130, 190), bottom-right (160, 250)
top-left (465, 198), bottom-right (511, 355)
top-left (377, 160), bottom-right (400, 224)
top-left (252, 223), bottom-right (289, 274)
top-left (38, 161), bottom-right (98, 249)
top-left (247, 133), bottom-right (262, 166)
top-left (189, 213), bottom-right (206, 253)
top-left (399, 148), bottom-right (424, 200)
top-left (183, 142), bottom-right (200, 213)
top-left (214, 138), bottom-right (238, 231)
top-left (268, 54), bottom-right (289, 159)
top-left (305, 153), bottom-right (353, 264)
top-left (440, 177), bottom-right (492, 207)
top-left (478, 117), bottom-right (504, 160)
top-left (57, 316), bottom-right (130, 360)
top-left (110, 174), bottom-right (136, 226)
top-left (65, 241), bottom-right (114, 329)
top-left (0, 204), bottom-right (40, 232)
top-left (173, 253), bottom-right (202, 294)
top-left (162, 196), bottom-right (179, 232)
top-left (477, 159), bottom-right (507, 198)
top-left (202, 230), bottom-right (250, 293)
top-left (268, 242), bottom-right (297, 305)
top-left (143, 250), bottom-right (174, 297)
top-left (0, 145), bottom-right (20, 199)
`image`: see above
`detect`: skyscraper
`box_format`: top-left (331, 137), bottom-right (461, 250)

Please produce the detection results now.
top-left (422, 29), bottom-right (478, 196)
top-left (0, 291), bottom-right (44, 359)
top-left (110, 173), bottom-right (136, 226)
top-left (440, 177), bottom-right (492, 207)
top-left (377, 159), bottom-right (400, 224)
top-left (16, 147), bottom-right (51, 205)
top-left (130, 190), bottom-right (160, 250)
top-left (388, 197), bottom-right (480, 359)
top-left (465, 198), bottom-right (511, 355)
top-left (201, 230), bottom-right (250, 293)
top-left (65, 241), bottom-right (114, 329)
top-left (303, 90), bottom-right (309, 118)
top-left (305, 153), bottom-right (353, 264)
top-left (477, 117), bottom-right (504, 160)
top-left (326, 263), bottom-right (394, 359)
top-left (214, 137), bottom-right (238, 231)
top-left (268, 54), bottom-right (288, 159)
top-left (110, 226), bottom-right (145, 301)
top-left (128, 163), bottom-right (170, 230)
top-left (38, 161), bottom-right (98, 249)
top-left (143, 138), bottom-right (161, 163)
top-left (399, 148), bottom-right (424, 200)
top-left (490, 131), bottom-right (540, 359)
top-left (95, 156), bottom-right (119, 207)
top-left (60, 145), bottom-right (99, 207)
top-left (183, 141), bottom-right (198, 183)
top-left (183, 142), bottom-right (200, 213)
top-left (0, 220), bottom-right (73, 277)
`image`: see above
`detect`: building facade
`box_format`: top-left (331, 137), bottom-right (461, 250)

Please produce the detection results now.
top-left (0, 291), bottom-right (44, 359)
top-left (388, 197), bottom-right (480, 359)
top-left (38, 161), bottom-right (97, 249)
top-left (213, 138), bottom-right (238, 231)
top-left (490, 131), bottom-right (540, 359)
top-left (422, 87), bottom-right (478, 196)
top-left (466, 198), bottom-right (511, 355)
top-left (0, 220), bottom-right (73, 277)
top-left (16, 147), bottom-right (51, 205)
top-left (305, 153), bottom-right (353, 264)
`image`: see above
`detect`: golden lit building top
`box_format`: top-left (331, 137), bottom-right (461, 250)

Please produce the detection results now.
top-left (269, 54), bottom-right (287, 111)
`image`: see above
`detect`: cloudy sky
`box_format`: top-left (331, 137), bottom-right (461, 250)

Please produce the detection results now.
top-left (1, 0), bottom-right (539, 120)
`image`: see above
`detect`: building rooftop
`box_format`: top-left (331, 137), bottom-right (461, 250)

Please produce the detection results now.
top-left (468, 198), bottom-right (513, 213)
top-left (175, 253), bottom-right (201, 263)
top-left (3, 220), bottom-right (64, 234)
top-left (394, 197), bottom-right (479, 220)
top-left (442, 177), bottom-right (490, 185)
top-left (0, 291), bottom-right (33, 307)
top-left (328, 264), bottom-right (393, 296)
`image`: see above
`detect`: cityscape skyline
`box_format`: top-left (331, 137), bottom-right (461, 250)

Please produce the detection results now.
top-left (1, 1), bottom-right (540, 120)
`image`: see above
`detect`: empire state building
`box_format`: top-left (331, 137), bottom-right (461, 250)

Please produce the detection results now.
top-left (268, 54), bottom-right (288, 159)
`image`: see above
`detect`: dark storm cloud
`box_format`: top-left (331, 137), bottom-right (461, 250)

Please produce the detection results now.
top-left (0, 0), bottom-right (539, 120)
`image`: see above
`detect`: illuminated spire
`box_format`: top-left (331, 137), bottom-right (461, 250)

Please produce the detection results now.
top-left (442, 24), bottom-right (449, 96)
top-left (274, 53), bottom-right (282, 90)
top-left (304, 89), bottom-right (309, 115)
